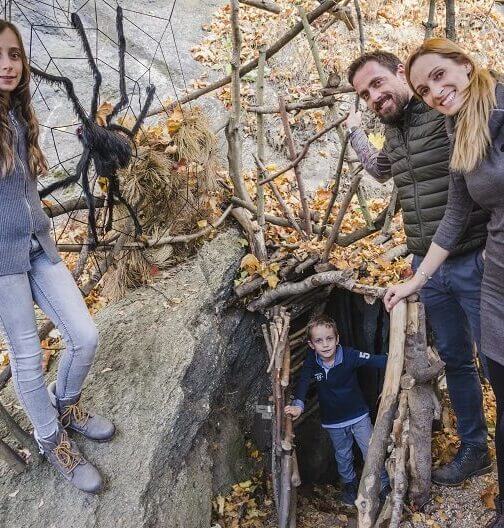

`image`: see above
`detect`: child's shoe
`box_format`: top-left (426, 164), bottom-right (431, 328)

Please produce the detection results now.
top-left (341, 479), bottom-right (358, 506)
top-left (35, 426), bottom-right (103, 494)
top-left (47, 381), bottom-right (115, 442)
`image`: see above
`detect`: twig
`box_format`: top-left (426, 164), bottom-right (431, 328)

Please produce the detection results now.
top-left (278, 96), bottom-right (312, 235)
top-left (254, 155), bottom-right (305, 237)
top-left (298, 5), bottom-right (327, 86)
top-left (247, 90), bottom-right (353, 114)
top-left (322, 165), bottom-right (363, 261)
top-left (318, 132), bottom-right (350, 239)
top-left (146, 0), bottom-right (340, 117)
top-left (381, 184), bottom-right (399, 236)
top-left (43, 196), bottom-right (105, 218)
top-left (239, 0), bottom-right (281, 14)
top-left (57, 204), bottom-right (234, 252)
top-left (259, 114), bottom-right (347, 186)
top-left (353, 0), bottom-right (365, 53)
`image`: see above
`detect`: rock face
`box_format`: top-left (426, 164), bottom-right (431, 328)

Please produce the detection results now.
top-left (0, 228), bottom-right (269, 528)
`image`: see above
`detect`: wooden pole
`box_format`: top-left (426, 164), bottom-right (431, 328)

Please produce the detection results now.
top-left (256, 45), bottom-right (267, 235)
top-left (423, 0), bottom-right (438, 39)
top-left (322, 166), bottom-right (364, 262)
top-left (298, 5), bottom-right (327, 86)
top-left (278, 96), bottom-right (312, 236)
top-left (356, 300), bottom-right (408, 528)
top-left (227, 0), bottom-right (254, 207)
top-left (445, 0), bottom-right (456, 41)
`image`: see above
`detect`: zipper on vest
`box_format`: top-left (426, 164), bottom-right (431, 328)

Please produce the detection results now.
top-left (400, 112), bottom-right (425, 244)
top-left (10, 111), bottom-right (34, 235)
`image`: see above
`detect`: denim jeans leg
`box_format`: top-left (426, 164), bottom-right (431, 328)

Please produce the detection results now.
top-left (0, 272), bottom-right (59, 439)
top-left (352, 415), bottom-right (389, 488)
top-left (327, 426), bottom-right (356, 483)
top-left (413, 255), bottom-right (487, 448)
top-left (28, 251), bottom-right (99, 400)
top-left (449, 248), bottom-right (489, 378)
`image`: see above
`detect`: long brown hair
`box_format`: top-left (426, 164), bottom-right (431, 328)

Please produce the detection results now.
top-left (405, 38), bottom-right (496, 173)
top-left (0, 21), bottom-right (47, 177)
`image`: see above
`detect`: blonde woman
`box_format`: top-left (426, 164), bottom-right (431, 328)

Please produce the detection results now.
top-left (384, 38), bottom-right (503, 527)
top-left (0, 21), bottom-right (114, 493)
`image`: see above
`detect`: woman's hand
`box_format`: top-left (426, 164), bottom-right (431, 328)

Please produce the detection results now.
top-left (383, 276), bottom-right (423, 312)
top-left (284, 405), bottom-right (303, 420)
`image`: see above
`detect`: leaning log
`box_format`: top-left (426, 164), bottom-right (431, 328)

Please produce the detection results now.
top-left (404, 301), bottom-right (444, 509)
top-left (356, 301), bottom-right (408, 528)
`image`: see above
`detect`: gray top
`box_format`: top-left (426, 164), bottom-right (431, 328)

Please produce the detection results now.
top-left (0, 108), bottom-right (60, 276)
top-left (432, 83), bottom-right (504, 366)
top-left (433, 84), bottom-right (504, 253)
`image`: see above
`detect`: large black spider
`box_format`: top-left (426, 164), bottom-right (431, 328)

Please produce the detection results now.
top-left (33, 6), bottom-right (155, 245)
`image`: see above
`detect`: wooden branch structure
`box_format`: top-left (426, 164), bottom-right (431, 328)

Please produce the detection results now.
top-left (356, 298), bottom-right (444, 527)
top-left (262, 307), bottom-right (299, 527)
top-left (146, 0), bottom-right (341, 117)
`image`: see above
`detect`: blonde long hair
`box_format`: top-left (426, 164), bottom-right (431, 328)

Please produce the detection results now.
top-left (0, 21), bottom-right (47, 177)
top-left (405, 38), bottom-right (496, 173)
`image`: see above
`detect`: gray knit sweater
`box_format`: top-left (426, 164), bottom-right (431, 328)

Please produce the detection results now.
top-left (0, 109), bottom-right (60, 276)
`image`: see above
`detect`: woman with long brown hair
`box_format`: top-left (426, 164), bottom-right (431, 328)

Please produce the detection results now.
top-left (0, 21), bottom-right (114, 493)
top-left (384, 38), bottom-right (504, 527)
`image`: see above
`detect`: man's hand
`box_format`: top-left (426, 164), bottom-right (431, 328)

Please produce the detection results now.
top-left (345, 104), bottom-right (362, 130)
top-left (284, 405), bottom-right (303, 420)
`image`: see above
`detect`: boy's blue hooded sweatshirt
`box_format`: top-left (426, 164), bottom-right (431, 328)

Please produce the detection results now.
top-left (293, 345), bottom-right (387, 426)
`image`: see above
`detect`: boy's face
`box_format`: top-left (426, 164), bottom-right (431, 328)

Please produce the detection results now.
top-left (308, 325), bottom-right (339, 362)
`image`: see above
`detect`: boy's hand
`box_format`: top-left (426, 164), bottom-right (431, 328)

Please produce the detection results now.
top-left (284, 405), bottom-right (303, 420)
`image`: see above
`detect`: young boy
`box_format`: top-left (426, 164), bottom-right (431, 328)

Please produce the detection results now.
top-left (285, 314), bottom-right (389, 505)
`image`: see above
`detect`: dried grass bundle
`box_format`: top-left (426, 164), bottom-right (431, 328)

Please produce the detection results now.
top-left (102, 106), bottom-right (219, 300)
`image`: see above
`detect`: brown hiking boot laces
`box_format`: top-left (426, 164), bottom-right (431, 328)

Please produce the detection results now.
top-left (53, 432), bottom-right (83, 473)
top-left (61, 400), bottom-right (90, 428)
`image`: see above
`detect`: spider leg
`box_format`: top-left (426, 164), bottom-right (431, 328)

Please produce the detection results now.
top-left (130, 84), bottom-right (156, 137)
top-left (39, 150), bottom-right (87, 199)
top-left (71, 12), bottom-right (102, 120)
top-left (107, 174), bottom-right (142, 236)
top-left (105, 172), bottom-right (115, 232)
top-left (107, 6), bottom-right (129, 124)
top-left (107, 123), bottom-right (135, 140)
top-left (79, 149), bottom-right (100, 246)
top-left (31, 67), bottom-right (90, 126)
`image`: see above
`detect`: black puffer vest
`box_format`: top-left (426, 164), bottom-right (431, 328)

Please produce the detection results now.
top-left (384, 98), bottom-right (488, 256)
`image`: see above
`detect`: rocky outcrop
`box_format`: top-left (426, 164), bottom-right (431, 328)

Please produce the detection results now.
top-left (0, 228), bottom-right (269, 528)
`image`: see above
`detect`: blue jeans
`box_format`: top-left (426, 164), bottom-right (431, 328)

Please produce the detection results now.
top-left (413, 247), bottom-right (487, 448)
top-left (327, 415), bottom-right (388, 487)
top-left (0, 237), bottom-right (98, 439)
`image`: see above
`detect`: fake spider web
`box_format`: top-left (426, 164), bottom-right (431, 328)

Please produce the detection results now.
top-left (1, 0), bottom-right (211, 283)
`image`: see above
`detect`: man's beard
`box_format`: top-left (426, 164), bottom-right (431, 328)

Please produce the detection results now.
top-left (376, 92), bottom-right (411, 125)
